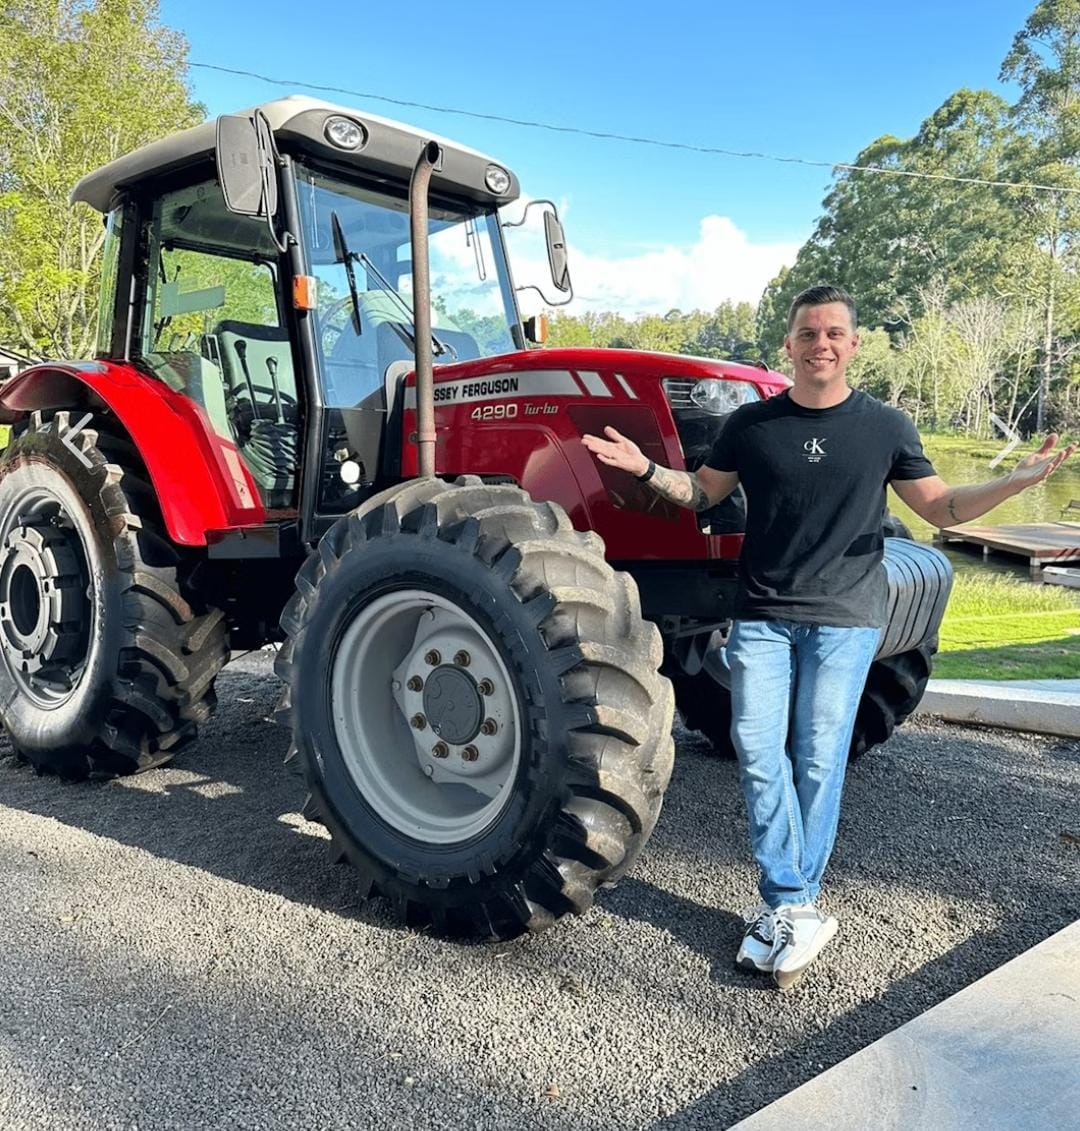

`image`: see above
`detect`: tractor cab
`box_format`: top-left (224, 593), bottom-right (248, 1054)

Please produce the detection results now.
top-left (74, 96), bottom-right (567, 535)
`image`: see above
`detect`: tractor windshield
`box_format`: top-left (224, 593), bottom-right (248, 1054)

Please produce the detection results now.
top-left (295, 163), bottom-right (520, 408)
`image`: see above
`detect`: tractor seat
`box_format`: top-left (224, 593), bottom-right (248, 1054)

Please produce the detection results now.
top-left (357, 293), bottom-right (482, 373)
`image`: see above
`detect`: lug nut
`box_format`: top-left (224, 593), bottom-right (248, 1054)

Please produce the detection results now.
top-left (407, 675), bottom-right (424, 692)
top-left (432, 742), bottom-right (449, 758)
top-left (453, 650), bottom-right (471, 667)
top-left (478, 678), bottom-right (495, 696)
top-left (424, 649), bottom-right (441, 666)
top-left (462, 745), bottom-right (480, 762)
top-left (410, 713), bottom-right (427, 730)
top-left (480, 718), bottom-right (498, 736)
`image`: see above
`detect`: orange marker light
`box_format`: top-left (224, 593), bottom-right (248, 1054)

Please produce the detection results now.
top-left (293, 275), bottom-right (317, 310)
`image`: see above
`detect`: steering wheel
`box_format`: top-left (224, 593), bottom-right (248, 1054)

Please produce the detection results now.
top-left (319, 294), bottom-right (384, 407)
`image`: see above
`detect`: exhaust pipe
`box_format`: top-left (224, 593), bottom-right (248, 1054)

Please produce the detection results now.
top-left (409, 140), bottom-right (442, 479)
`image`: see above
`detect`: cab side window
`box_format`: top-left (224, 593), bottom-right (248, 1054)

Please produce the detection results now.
top-left (137, 180), bottom-right (298, 508)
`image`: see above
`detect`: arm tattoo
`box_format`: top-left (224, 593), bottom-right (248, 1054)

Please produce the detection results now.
top-left (946, 494), bottom-right (960, 524)
top-left (648, 465), bottom-right (712, 512)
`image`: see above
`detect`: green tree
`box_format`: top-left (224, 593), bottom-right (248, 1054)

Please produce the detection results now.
top-left (0, 0), bottom-right (202, 358)
top-left (689, 300), bottom-right (758, 359)
top-left (756, 90), bottom-right (1021, 355)
top-left (846, 327), bottom-right (900, 404)
top-left (1000, 0), bottom-right (1080, 431)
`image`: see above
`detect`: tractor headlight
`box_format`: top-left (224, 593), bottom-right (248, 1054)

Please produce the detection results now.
top-left (485, 164), bottom-right (512, 195)
top-left (662, 376), bottom-right (760, 534)
top-left (689, 378), bottom-right (755, 415)
top-left (324, 116), bottom-right (366, 150)
top-left (662, 377), bottom-right (760, 469)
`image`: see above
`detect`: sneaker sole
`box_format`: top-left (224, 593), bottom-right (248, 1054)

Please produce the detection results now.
top-left (735, 954), bottom-right (773, 974)
top-left (771, 918), bottom-right (838, 991)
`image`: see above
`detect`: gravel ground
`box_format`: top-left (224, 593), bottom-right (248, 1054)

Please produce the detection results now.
top-left (1, 652), bottom-right (1077, 1131)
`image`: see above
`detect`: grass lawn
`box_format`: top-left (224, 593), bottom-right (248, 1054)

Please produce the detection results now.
top-left (934, 572), bottom-right (1080, 680)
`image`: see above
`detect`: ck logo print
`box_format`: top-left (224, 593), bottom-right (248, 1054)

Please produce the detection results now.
top-left (803, 437), bottom-right (827, 463)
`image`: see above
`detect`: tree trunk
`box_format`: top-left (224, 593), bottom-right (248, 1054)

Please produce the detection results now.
top-left (1038, 232), bottom-right (1058, 434)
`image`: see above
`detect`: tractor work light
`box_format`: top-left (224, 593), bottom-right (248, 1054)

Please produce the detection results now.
top-left (484, 164), bottom-right (511, 195)
top-left (324, 116), bottom-right (366, 150)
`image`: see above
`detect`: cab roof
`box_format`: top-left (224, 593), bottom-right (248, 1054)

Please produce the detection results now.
top-left (71, 95), bottom-right (520, 213)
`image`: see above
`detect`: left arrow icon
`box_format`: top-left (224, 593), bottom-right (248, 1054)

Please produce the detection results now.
top-left (61, 413), bottom-right (95, 469)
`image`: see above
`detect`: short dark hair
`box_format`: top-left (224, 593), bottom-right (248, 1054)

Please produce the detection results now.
top-left (787, 285), bottom-right (858, 332)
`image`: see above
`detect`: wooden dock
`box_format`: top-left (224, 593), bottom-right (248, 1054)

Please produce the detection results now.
top-left (935, 521), bottom-right (1080, 579)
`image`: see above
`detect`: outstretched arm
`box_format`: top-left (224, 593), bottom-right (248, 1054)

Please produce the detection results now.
top-left (892, 433), bottom-right (1076, 527)
top-left (582, 426), bottom-right (739, 512)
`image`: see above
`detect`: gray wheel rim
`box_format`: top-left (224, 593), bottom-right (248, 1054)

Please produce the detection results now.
top-left (0, 484), bottom-right (93, 707)
top-left (330, 589), bottom-right (521, 844)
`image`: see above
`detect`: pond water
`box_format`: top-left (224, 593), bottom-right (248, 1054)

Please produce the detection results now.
top-left (887, 440), bottom-right (1080, 583)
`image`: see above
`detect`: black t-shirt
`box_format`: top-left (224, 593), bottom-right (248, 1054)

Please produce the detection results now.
top-left (707, 388), bottom-right (936, 627)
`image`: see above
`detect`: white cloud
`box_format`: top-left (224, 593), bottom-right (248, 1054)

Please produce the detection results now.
top-left (508, 213), bottom-right (802, 318)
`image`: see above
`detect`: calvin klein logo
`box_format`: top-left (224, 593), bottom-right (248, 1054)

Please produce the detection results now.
top-left (803, 437), bottom-right (826, 463)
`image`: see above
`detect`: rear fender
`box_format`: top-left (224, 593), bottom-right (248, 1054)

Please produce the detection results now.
top-left (0, 362), bottom-right (265, 545)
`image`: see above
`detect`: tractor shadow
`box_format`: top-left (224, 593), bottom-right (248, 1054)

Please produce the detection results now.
top-left (0, 653), bottom-right (401, 930)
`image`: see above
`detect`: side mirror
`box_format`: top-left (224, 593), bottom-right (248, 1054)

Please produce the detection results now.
top-left (216, 112), bottom-right (278, 219)
top-left (544, 211), bottom-right (571, 295)
top-left (502, 199), bottom-right (574, 307)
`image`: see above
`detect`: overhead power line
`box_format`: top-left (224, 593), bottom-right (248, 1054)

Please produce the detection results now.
top-left (188, 59), bottom-right (1080, 196)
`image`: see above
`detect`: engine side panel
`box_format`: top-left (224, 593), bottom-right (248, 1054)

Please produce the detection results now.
top-left (398, 348), bottom-right (778, 562)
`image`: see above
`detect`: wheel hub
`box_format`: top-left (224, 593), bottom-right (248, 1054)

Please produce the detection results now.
top-left (422, 665), bottom-right (483, 745)
top-left (0, 511), bottom-right (88, 699)
top-left (330, 590), bottom-right (521, 844)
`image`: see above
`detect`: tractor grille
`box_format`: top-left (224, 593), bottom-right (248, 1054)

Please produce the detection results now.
top-left (662, 378), bottom-right (698, 410)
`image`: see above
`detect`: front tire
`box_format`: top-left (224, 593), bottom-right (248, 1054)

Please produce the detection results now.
top-left (275, 477), bottom-right (674, 938)
top-left (0, 411), bottom-right (229, 778)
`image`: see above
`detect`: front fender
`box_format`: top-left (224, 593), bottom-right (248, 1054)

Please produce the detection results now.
top-left (0, 361), bottom-right (265, 545)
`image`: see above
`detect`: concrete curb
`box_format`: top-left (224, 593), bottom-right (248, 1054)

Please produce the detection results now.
top-left (730, 920), bottom-right (1080, 1130)
top-left (914, 678), bottom-right (1080, 739)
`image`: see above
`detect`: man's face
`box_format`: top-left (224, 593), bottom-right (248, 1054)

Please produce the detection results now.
top-left (784, 302), bottom-right (859, 388)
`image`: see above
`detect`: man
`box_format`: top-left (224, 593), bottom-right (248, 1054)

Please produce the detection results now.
top-left (582, 284), bottom-right (1074, 990)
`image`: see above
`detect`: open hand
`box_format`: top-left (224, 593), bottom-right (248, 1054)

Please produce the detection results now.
top-left (1009, 433), bottom-right (1076, 491)
top-left (581, 426), bottom-right (651, 477)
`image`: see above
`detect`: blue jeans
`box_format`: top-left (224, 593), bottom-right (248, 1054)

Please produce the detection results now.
top-left (725, 619), bottom-right (881, 908)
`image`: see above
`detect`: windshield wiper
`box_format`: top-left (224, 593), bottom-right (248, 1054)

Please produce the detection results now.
top-left (330, 210), bottom-right (363, 336)
top-left (358, 251), bottom-right (455, 361)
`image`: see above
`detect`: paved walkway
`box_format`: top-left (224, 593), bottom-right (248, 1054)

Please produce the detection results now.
top-left (731, 919), bottom-right (1080, 1129)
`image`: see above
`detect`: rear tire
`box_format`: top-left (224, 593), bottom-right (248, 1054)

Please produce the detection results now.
top-left (275, 476), bottom-right (674, 938)
top-left (669, 637), bottom-right (937, 762)
top-left (0, 411), bottom-right (229, 778)
top-left (668, 663), bottom-right (735, 760)
top-left (849, 639), bottom-right (935, 759)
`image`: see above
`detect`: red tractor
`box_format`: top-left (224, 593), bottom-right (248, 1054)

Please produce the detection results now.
top-left (0, 97), bottom-right (951, 938)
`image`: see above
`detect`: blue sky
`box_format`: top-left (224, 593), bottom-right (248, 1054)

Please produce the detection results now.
top-left (159, 0), bottom-right (1035, 315)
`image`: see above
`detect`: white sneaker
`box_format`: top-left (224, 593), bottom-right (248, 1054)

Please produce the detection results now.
top-left (735, 901), bottom-right (780, 973)
top-left (770, 904), bottom-right (838, 990)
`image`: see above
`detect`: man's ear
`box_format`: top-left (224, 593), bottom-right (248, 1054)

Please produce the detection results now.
top-left (783, 334), bottom-right (793, 359)
top-left (851, 332), bottom-right (860, 351)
